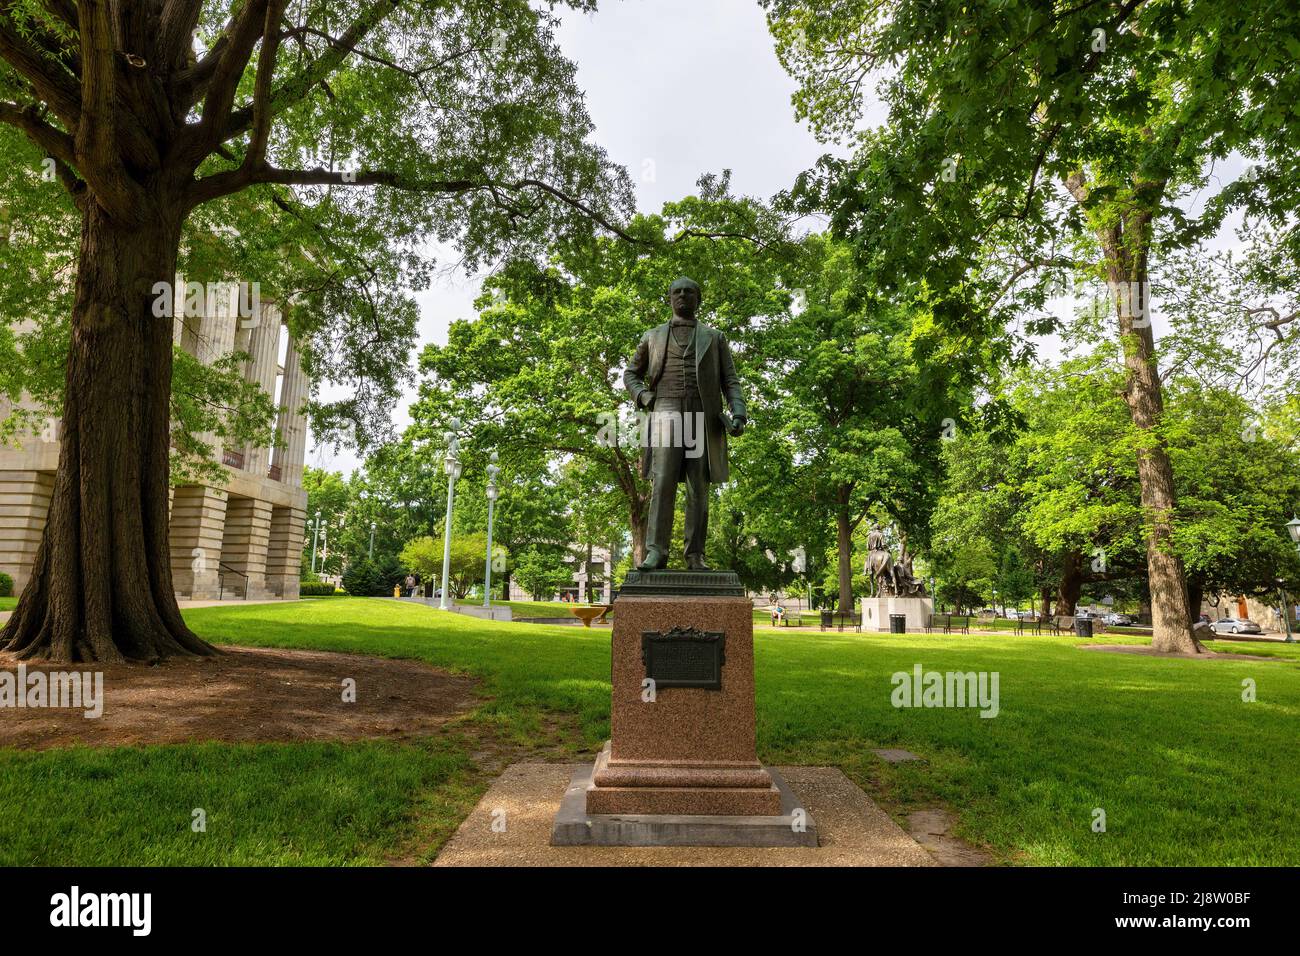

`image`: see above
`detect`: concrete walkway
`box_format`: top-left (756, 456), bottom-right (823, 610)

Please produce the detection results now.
top-left (178, 597), bottom-right (297, 610)
top-left (0, 596), bottom-right (297, 627)
top-left (434, 763), bottom-right (936, 867)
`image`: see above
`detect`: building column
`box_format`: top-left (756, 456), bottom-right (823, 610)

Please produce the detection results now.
top-left (170, 272), bottom-right (185, 347)
top-left (169, 485), bottom-right (229, 599)
top-left (266, 504), bottom-right (307, 599)
top-left (0, 471), bottom-right (53, 595)
top-left (219, 496), bottom-right (274, 599)
top-left (270, 333), bottom-right (307, 487)
top-left (243, 305), bottom-right (282, 478)
top-left (191, 283), bottom-right (238, 462)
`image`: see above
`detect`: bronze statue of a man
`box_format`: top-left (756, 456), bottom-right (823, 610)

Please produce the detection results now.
top-left (624, 277), bottom-right (747, 571)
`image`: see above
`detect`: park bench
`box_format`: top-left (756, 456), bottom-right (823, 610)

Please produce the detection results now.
top-left (1016, 614), bottom-right (1043, 635)
top-left (766, 606), bottom-right (805, 627)
top-left (819, 610), bottom-right (861, 632)
top-left (926, 613), bottom-right (969, 634)
top-left (1049, 615), bottom-right (1076, 635)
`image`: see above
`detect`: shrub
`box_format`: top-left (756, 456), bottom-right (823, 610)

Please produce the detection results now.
top-left (342, 554), bottom-right (405, 597)
top-left (0, 572), bottom-right (12, 597)
top-left (299, 581), bottom-right (339, 596)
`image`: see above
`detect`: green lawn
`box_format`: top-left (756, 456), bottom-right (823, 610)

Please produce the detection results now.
top-left (497, 599), bottom-right (591, 619)
top-left (1, 596), bottom-right (1297, 866)
top-left (0, 596), bottom-right (17, 612)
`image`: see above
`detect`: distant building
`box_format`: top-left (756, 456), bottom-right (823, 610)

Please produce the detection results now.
top-left (1200, 593), bottom-right (1289, 632)
top-left (509, 543), bottom-right (616, 604)
top-left (0, 282), bottom-right (309, 601)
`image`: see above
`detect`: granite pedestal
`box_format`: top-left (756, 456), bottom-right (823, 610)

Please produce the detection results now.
top-left (552, 569), bottom-right (815, 847)
top-left (862, 595), bottom-right (934, 632)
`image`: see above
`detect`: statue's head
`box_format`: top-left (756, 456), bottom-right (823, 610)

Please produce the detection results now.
top-left (669, 276), bottom-right (702, 319)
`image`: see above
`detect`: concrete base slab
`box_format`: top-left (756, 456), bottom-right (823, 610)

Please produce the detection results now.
top-left (553, 762), bottom-right (815, 847)
top-left (433, 762), bottom-right (936, 867)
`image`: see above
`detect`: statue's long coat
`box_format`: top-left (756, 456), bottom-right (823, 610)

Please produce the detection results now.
top-left (623, 320), bottom-right (746, 483)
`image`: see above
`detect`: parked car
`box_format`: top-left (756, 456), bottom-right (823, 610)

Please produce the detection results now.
top-left (1074, 608), bottom-right (1102, 620)
top-left (1102, 612), bottom-right (1135, 626)
top-left (1209, 616), bottom-right (1263, 635)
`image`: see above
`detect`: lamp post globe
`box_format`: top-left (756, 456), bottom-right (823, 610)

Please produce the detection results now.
top-left (1286, 516), bottom-right (1300, 547)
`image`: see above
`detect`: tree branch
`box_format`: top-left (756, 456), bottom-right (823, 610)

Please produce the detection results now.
top-left (157, 0), bottom-right (206, 73)
top-left (0, 98), bottom-right (74, 164)
top-left (0, 98), bottom-right (83, 201)
top-left (220, 0), bottom-right (400, 142)
top-left (186, 166), bottom-right (641, 243)
top-left (76, 0), bottom-right (114, 163)
top-left (0, 9), bottom-right (80, 125)
top-left (72, 0), bottom-right (146, 218)
top-left (189, 0), bottom-right (271, 158)
top-left (243, 0), bottom-right (290, 171)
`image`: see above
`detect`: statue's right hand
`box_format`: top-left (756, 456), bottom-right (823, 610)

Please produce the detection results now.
top-left (639, 389), bottom-right (656, 410)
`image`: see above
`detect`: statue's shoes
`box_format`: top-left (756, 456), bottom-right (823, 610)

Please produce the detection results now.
top-left (685, 556), bottom-right (711, 571)
top-left (637, 551), bottom-right (667, 571)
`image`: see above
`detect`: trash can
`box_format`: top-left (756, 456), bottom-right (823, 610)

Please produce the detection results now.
top-left (1075, 617), bottom-right (1093, 638)
top-left (820, 610), bottom-right (833, 630)
top-left (889, 613), bottom-right (907, 634)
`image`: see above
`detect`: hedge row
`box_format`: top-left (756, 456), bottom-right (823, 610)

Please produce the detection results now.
top-left (299, 581), bottom-right (341, 596)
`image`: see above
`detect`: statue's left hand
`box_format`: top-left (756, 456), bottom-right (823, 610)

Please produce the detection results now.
top-left (729, 413), bottom-right (747, 437)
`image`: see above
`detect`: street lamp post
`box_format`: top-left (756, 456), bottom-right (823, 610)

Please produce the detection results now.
top-left (1274, 577), bottom-right (1293, 644)
top-left (483, 452), bottom-right (500, 608)
top-left (310, 510), bottom-right (322, 574)
top-left (368, 521), bottom-right (377, 560)
top-left (1282, 516), bottom-right (1300, 643)
top-left (438, 420), bottom-right (463, 611)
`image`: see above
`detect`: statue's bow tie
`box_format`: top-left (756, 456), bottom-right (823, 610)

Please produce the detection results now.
top-left (670, 317), bottom-right (697, 328)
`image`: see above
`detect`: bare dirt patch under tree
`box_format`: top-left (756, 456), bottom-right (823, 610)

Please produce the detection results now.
top-left (0, 646), bottom-right (479, 750)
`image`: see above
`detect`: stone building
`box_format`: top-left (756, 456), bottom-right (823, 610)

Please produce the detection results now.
top-left (508, 544), bottom-right (616, 604)
top-left (0, 281), bottom-right (309, 601)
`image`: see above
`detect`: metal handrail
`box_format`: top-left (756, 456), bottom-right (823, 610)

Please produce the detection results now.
top-left (218, 562), bottom-right (249, 600)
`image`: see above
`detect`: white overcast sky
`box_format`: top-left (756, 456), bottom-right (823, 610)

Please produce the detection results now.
top-left (308, 0), bottom-right (1249, 477)
top-left (310, 0), bottom-right (859, 477)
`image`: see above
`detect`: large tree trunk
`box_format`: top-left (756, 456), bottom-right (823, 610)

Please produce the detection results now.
top-left (628, 496), bottom-right (648, 566)
top-left (1056, 551), bottom-right (1082, 616)
top-left (1066, 174), bottom-right (1202, 654)
top-left (1109, 255), bottom-right (1202, 654)
top-left (835, 493), bottom-right (853, 615)
top-left (1, 202), bottom-right (214, 663)
top-left (1186, 579), bottom-right (1203, 624)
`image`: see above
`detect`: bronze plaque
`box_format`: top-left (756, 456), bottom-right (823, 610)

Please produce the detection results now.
top-left (641, 627), bottom-right (725, 690)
